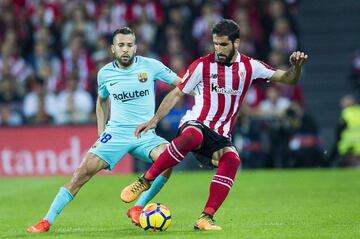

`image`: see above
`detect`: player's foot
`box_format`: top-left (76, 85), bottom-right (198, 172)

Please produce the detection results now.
top-left (194, 213), bottom-right (222, 231)
top-left (127, 205), bottom-right (143, 226)
top-left (121, 176), bottom-right (151, 203)
top-left (26, 219), bottom-right (50, 233)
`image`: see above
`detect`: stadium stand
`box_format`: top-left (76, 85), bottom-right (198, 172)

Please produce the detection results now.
top-left (1, 0), bottom-right (359, 170)
top-left (298, 0), bottom-right (360, 151)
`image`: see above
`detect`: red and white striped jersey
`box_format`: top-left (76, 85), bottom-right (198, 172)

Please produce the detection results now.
top-left (178, 52), bottom-right (277, 138)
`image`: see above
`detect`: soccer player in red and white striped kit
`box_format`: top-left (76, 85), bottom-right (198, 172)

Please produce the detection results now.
top-left (121, 19), bottom-right (308, 230)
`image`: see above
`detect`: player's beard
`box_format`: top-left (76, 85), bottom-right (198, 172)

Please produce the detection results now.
top-left (216, 45), bottom-right (236, 65)
top-left (117, 54), bottom-right (135, 67)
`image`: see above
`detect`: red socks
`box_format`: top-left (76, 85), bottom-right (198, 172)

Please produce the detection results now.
top-left (145, 128), bottom-right (240, 217)
top-left (203, 151), bottom-right (240, 216)
top-left (145, 127), bottom-right (203, 180)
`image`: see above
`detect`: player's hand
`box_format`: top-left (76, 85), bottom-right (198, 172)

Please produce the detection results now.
top-left (135, 120), bottom-right (157, 138)
top-left (289, 51), bottom-right (308, 68)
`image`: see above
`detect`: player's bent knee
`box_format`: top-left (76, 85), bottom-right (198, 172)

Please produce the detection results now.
top-left (212, 147), bottom-right (239, 166)
top-left (219, 151), bottom-right (241, 170)
top-left (178, 127), bottom-right (203, 150)
top-left (150, 144), bottom-right (168, 161)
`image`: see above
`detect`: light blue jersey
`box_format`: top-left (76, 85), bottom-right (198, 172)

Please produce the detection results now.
top-left (89, 56), bottom-right (177, 169)
top-left (40, 57), bottom-right (177, 228)
top-left (98, 56), bottom-right (177, 129)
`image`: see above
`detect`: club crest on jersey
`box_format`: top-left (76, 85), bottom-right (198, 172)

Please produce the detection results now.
top-left (138, 73), bottom-right (148, 83)
top-left (240, 71), bottom-right (246, 81)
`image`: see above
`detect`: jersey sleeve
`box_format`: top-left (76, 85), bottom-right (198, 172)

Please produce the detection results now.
top-left (177, 59), bottom-right (203, 94)
top-left (97, 69), bottom-right (109, 98)
top-left (250, 59), bottom-right (277, 81)
top-left (152, 59), bottom-right (177, 84)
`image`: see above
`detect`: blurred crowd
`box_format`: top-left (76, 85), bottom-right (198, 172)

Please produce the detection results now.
top-left (0, 0), bottom-right (334, 168)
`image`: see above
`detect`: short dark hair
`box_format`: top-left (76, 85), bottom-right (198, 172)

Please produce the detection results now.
top-left (212, 19), bottom-right (240, 42)
top-left (112, 27), bottom-right (135, 42)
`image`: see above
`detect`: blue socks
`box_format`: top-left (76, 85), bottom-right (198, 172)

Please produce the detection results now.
top-left (44, 187), bottom-right (74, 224)
top-left (135, 175), bottom-right (168, 207)
top-left (43, 176), bottom-right (167, 224)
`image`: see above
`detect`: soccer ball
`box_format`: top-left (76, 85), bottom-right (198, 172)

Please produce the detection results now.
top-left (139, 202), bottom-right (171, 231)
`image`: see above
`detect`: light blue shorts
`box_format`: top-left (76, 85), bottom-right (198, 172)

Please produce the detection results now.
top-left (88, 128), bottom-right (168, 170)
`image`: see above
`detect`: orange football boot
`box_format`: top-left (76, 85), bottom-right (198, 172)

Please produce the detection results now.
top-left (127, 205), bottom-right (143, 226)
top-left (121, 177), bottom-right (151, 203)
top-left (27, 219), bottom-right (50, 233)
top-left (194, 213), bottom-right (222, 231)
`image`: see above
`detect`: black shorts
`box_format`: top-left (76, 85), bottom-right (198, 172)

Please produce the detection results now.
top-left (177, 120), bottom-right (235, 169)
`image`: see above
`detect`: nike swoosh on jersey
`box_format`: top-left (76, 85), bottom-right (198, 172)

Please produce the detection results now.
top-left (110, 82), bottom-right (119, 86)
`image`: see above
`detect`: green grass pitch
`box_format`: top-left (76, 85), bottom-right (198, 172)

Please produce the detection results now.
top-left (0, 169), bottom-right (359, 239)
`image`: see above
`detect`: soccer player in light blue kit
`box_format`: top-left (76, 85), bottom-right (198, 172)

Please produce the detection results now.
top-left (27, 27), bottom-right (181, 233)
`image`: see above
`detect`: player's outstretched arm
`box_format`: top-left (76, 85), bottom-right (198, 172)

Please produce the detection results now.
top-left (135, 87), bottom-right (184, 138)
top-left (96, 96), bottom-right (110, 136)
top-left (270, 51), bottom-right (308, 85)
